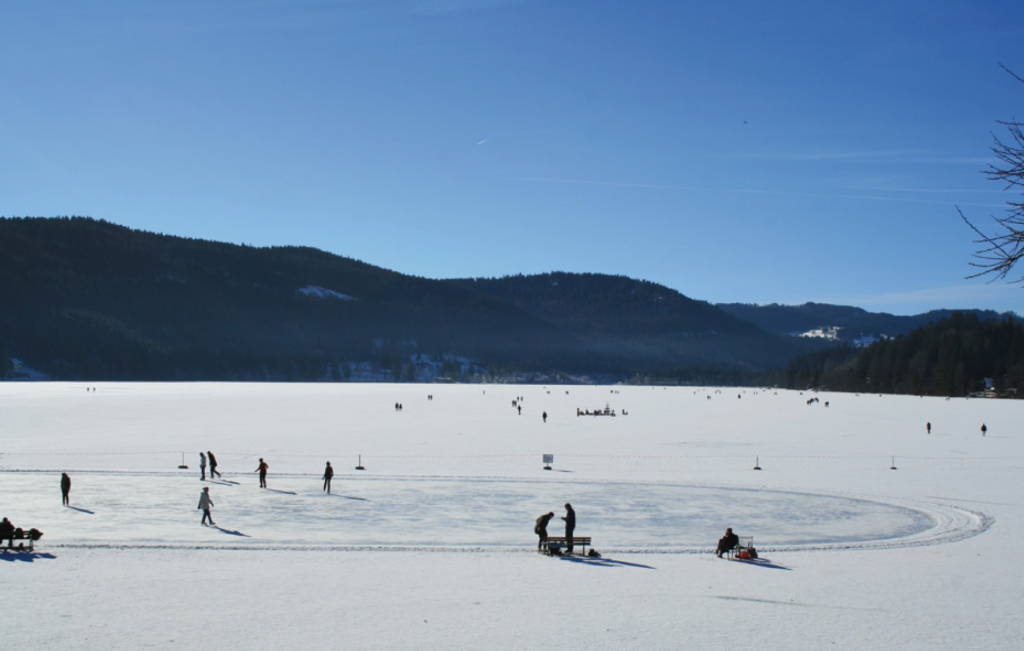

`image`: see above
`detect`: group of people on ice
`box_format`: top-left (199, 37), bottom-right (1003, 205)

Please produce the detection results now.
top-left (534, 503), bottom-right (576, 553)
top-left (0, 516), bottom-right (43, 549)
top-left (194, 454), bottom-right (338, 526)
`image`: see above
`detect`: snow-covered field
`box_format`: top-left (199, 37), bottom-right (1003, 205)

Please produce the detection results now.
top-left (1, 383), bottom-right (1021, 650)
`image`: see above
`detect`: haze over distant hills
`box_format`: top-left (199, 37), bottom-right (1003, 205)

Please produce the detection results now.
top-left (0, 217), bottom-right (1016, 384)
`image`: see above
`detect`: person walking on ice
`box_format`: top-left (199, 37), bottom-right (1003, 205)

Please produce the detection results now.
top-left (323, 461), bottom-right (334, 494)
top-left (535, 511), bottom-right (554, 551)
top-left (61, 472), bottom-right (71, 506)
top-left (199, 452), bottom-right (207, 481)
top-left (207, 451), bottom-right (221, 479)
top-left (198, 487), bottom-right (215, 526)
top-left (255, 458), bottom-right (269, 488)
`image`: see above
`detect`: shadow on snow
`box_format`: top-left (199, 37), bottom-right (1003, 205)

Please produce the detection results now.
top-left (328, 493), bottom-right (369, 501)
top-left (729, 556), bottom-right (791, 571)
top-left (0, 550), bottom-right (57, 563)
top-left (557, 555), bottom-right (656, 570)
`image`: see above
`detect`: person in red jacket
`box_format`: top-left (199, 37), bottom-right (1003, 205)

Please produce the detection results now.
top-left (255, 458), bottom-right (269, 488)
top-left (207, 451), bottom-right (221, 479)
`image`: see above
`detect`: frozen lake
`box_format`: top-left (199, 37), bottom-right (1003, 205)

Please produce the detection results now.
top-left (2, 382), bottom-right (1021, 650)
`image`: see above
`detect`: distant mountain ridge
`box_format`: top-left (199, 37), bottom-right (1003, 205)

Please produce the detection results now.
top-left (0, 216), bottom-right (1013, 383)
top-left (1, 217), bottom-right (805, 381)
top-left (716, 302), bottom-right (1017, 343)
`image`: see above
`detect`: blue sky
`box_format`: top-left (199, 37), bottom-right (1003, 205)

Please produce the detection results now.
top-left (2, 1), bottom-right (1023, 316)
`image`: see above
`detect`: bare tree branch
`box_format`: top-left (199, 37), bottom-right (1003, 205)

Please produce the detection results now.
top-left (963, 65), bottom-right (1024, 284)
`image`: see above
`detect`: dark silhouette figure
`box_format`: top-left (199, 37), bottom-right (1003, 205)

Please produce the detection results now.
top-left (926, 422), bottom-right (932, 435)
top-left (323, 461), bottom-right (334, 493)
top-left (255, 458), bottom-right (269, 488)
top-left (198, 487), bottom-right (215, 526)
top-left (61, 472), bottom-right (71, 506)
top-left (535, 511), bottom-right (554, 550)
top-left (200, 452), bottom-right (207, 480)
top-left (716, 527), bottom-right (739, 558)
top-left (562, 503), bottom-right (576, 553)
top-left (208, 451), bottom-right (221, 478)
top-left (542, 411), bottom-right (548, 423)
top-left (0, 517), bottom-right (15, 544)
top-left (981, 423), bottom-right (988, 436)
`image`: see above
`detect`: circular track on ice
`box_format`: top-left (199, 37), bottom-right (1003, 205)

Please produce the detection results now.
top-left (3, 472), bottom-right (991, 552)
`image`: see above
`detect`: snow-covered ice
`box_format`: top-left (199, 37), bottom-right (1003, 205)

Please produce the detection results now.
top-left (1, 383), bottom-right (1021, 650)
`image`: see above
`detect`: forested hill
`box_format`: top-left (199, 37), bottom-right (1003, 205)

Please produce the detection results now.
top-left (0, 217), bottom-right (568, 380)
top-left (450, 273), bottom-right (763, 337)
top-left (446, 272), bottom-right (809, 376)
top-left (1, 217), bottom-right (804, 381)
top-left (780, 312), bottom-right (1024, 396)
top-left (718, 301), bottom-right (1014, 341)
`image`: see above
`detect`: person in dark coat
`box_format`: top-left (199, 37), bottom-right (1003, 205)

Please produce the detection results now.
top-left (535, 511), bottom-right (555, 551)
top-left (199, 452), bottom-right (207, 481)
top-left (61, 472), bottom-right (71, 506)
top-left (255, 458), bottom-right (269, 488)
top-left (207, 451), bottom-right (221, 478)
top-left (716, 527), bottom-right (739, 557)
top-left (562, 502), bottom-right (576, 553)
top-left (323, 461), bottom-right (334, 493)
top-left (198, 487), bottom-right (215, 526)
top-left (0, 517), bottom-right (14, 544)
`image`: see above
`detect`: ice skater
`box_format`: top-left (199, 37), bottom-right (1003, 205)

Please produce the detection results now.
top-left (255, 458), bottom-right (269, 488)
top-left (535, 511), bottom-right (554, 551)
top-left (198, 486), bottom-right (215, 526)
top-left (562, 502), bottom-right (576, 553)
top-left (199, 451), bottom-right (207, 480)
top-left (323, 461), bottom-right (334, 493)
top-left (981, 423), bottom-right (988, 437)
top-left (207, 451), bottom-right (221, 478)
top-left (60, 472), bottom-right (71, 506)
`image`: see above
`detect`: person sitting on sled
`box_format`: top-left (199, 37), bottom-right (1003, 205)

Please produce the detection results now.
top-left (715, 527), bottom-right (739, 557)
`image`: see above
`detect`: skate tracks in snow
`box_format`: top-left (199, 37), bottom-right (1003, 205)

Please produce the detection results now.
top-left (0, 471), bottom-right (993, 554)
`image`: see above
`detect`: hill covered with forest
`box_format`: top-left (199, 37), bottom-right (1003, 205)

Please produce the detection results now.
top-left (1, 217), bottom-right (807, 381)
top-left (780, 312), bottom-right (1024, 396)
top-left (3, 217), bottom-right (1020, 391)
top-left (717, 302), bottom-right (1013, 343)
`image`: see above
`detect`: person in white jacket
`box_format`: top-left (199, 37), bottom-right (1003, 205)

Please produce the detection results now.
top-left (198, 487), bottom-right (215, 526)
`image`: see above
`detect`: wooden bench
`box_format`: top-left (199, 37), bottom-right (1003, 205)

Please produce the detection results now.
top-left (541, 536), bottom-right (591, 555)
top-left (2, 528), bottom-right (42, 552)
